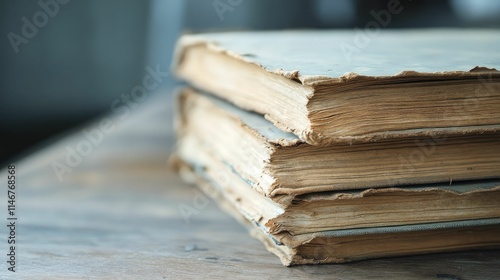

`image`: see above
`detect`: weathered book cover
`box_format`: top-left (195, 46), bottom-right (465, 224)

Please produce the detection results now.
top-left (174, 30), bottom-right (500, 145)
top-left (175, 137), bottom-right (500, 235)
top-left (176, 88), bottom-right (500, 197)
top-left (174, 156), bottom-right (500, 266)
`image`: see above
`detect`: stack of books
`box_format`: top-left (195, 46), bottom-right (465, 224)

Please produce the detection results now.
top-left (171, 30), bottom-right (500, 266)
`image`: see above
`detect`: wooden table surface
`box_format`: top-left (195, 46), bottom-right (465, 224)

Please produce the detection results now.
top-left (2, 92), bottom-right (499, 280)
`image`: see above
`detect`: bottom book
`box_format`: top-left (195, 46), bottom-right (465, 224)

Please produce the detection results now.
top-left (174, 158), bottom-right (500, 266)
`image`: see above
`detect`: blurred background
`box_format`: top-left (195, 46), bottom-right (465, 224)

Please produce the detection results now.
top-left (1, 0), bottom-right (500, 165)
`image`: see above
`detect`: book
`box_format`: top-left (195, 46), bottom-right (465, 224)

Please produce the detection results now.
top-left (174, 156), bottom-right (500, 266)
top-left (176, 88), bottom-right (500, 197)
top-left (172, 29), bottom-right (500, 266)
top-left (173, 30), bottom-right (500, 145)
top-left (175, 135), bottom-right (500, 236)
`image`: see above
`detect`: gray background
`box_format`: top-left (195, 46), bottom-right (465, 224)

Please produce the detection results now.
top-left (1, 0), bottom-right (500, 164)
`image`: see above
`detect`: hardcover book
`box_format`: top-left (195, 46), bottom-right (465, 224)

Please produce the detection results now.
top-left (176, 134), bottom-right (500, 236)
top-left (173, 30), bottom-right (500, 145)
top-left (174, 156), bottom-right (500, 266)
top-left (176, 88), bottom-right (500, 197)
top-left (172, 29), bottom-right (500, 266)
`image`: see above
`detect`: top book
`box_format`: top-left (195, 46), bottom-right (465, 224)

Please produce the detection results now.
top-left (173, 30), bottom-right (500, 145)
